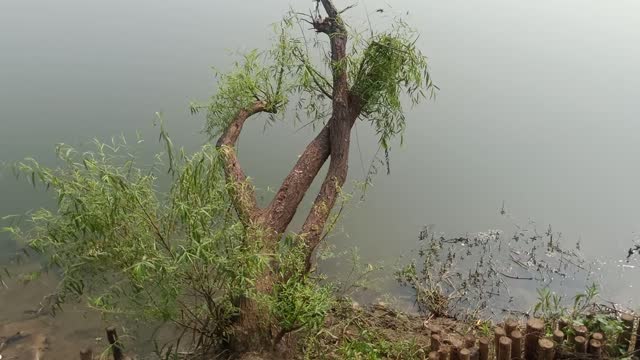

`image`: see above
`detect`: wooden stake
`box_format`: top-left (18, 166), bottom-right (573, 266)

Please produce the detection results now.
top-left (525, 318), bottom-right (544, 360)
top-left (431, 333), bottom-right (442, 352)
top-left (478, 337), bottom-right (489, 360)
top-left (636, 316), bottom-right (640, 352)
top-left (574, 336), bottom-right (587, 353)
top-left (510, 330), bottom-right (523, 360)
top-left (429, 324), bottom-right (444, 336)
top-left (557, 318), bottom-right (568, 332)
top-left (591, 332), bottom-right (604, 344)
top-left (588, 339), bottom-right (602, 358)
top-left (498, 336), bottom-right (512, 360)
top-left (494, 327), bottom-right (506, 358)
top-left (438, 345), bottom-right (451, 360)
top-left (106, 326), bottom-right (124, 360)
top-left (537, 338), bottom-right (554, 360)
top-left (552, 329), bottom-right (564, 344)
top-left (619, 313), bottom-right (634, 351)
top-left (450, 338), bottom-right (463, 360)
top-left (572, 324), bottom-right (587, 340)
top-left (468, 346), bottom-right (479, 360)
top-left (80, 348), bottom-right (93, 360)
top-left (464, 334), bottom-right (476, 349)
top-left (505, 319), bottom-right (519, 335)
top-left (459, 348), bottom-right (471, 360)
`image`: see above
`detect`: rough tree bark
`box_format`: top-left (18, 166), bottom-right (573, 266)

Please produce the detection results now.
top-left (215, 0), bottom-right (366, 357)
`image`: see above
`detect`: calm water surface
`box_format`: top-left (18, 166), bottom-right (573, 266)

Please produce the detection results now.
top-left (1, 0), bottom-right (640, 352)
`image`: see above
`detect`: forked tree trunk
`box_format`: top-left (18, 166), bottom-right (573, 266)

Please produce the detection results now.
top-left (216, 1), bottom-right (365, 357)
top-left (229, 273), bottom-right (276, 356)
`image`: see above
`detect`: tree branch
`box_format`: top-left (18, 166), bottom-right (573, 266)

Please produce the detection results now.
top-left (292, 48), bottom-right (333, 100)
top-left (300, 0), bottom-right (362, 269)
top-left (338, 4), bottom-right (357, 15)
top-left (300, 107), bottom-right (360, 270)
top-left (264, 0), bottom-right (349, 235)
top-left (312, 0), bottom-right (344, 34)
top-left (319, 0), bottom-right (338, 18)
top-left (216, 101), bottom-right (269, 225)
top-left (264, 125), bottom-right (331, 234)
top-left (312, 19), bottom-right (333, 34)
top-left (216, 101), bottom-right (268, 148)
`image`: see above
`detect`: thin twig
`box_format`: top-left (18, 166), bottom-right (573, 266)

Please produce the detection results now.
top-left (497, 271), bottom-right (534, 280)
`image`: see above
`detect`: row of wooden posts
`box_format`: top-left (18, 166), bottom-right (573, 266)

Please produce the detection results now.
top-left (77, 313), bottom-right (640, 360)
top-left (426, 313), bottom-right (640, 360)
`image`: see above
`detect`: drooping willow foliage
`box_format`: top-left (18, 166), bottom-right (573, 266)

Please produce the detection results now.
top-left (4, 5), bottom-right (437, 354)
top-left (351, 31), bottom-right (435, 150)
top-left (194, 12), bottom-right (437, 154)
top-left (6, 137), bottom-right (332, 351)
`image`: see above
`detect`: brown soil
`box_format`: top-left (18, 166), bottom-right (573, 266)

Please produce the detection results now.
top-left (0, 267), bottom-right (111, 360)
top-left (304, 299), bottom-right (469, 359)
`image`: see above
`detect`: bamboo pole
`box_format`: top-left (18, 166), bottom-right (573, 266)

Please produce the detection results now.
top-left (498, 336), bottom-right (512, 360)
top-left (510, 330), bottom-right (523, 360)
top-left (537, 338), bottom-right (554, 360)
top-left (478, 337), bottom-right (489, 360)
top-left (525, 318), bottom-right (544, 360)
top-left (574, 336), bottom-right (587, 353)
top-left (106, 327), bottom-right (124, 360)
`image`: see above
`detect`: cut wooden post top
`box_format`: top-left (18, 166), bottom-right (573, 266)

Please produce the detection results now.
top-left (459, 348), bottom-right (471, 360)
top-left (537, 338), bottom-right (555, 360)
top-left (80, 347), bottom-right (93, 360)
top-left (505, 319), bottom-right (519, 334)
top-left (573, 324), bottom-right (588, 337)
top-left (574, 336), bottom-right (587, 353)
top-left (552, 329), bottom-right (564, 343)
top-left (464, 334), bottom-right (476, 348)
top-left (526, 318), bottom-right (544, 332)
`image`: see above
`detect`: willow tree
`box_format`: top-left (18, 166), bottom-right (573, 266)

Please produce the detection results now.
top-left (204, 2), bottom-right (435, 264)
top-left (201, 0), bottom-right (435, 350)
top-left (8, 1), bottom-right (436, 358)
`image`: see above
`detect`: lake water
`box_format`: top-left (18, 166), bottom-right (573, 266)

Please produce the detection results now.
top-left (2, 0), bottom-right (640, 354)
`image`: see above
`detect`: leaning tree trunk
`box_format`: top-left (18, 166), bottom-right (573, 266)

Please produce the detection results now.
top-left (229, 267), bottom-right (276, 356)
top-left (215, 1), bottom-right (365, 357)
